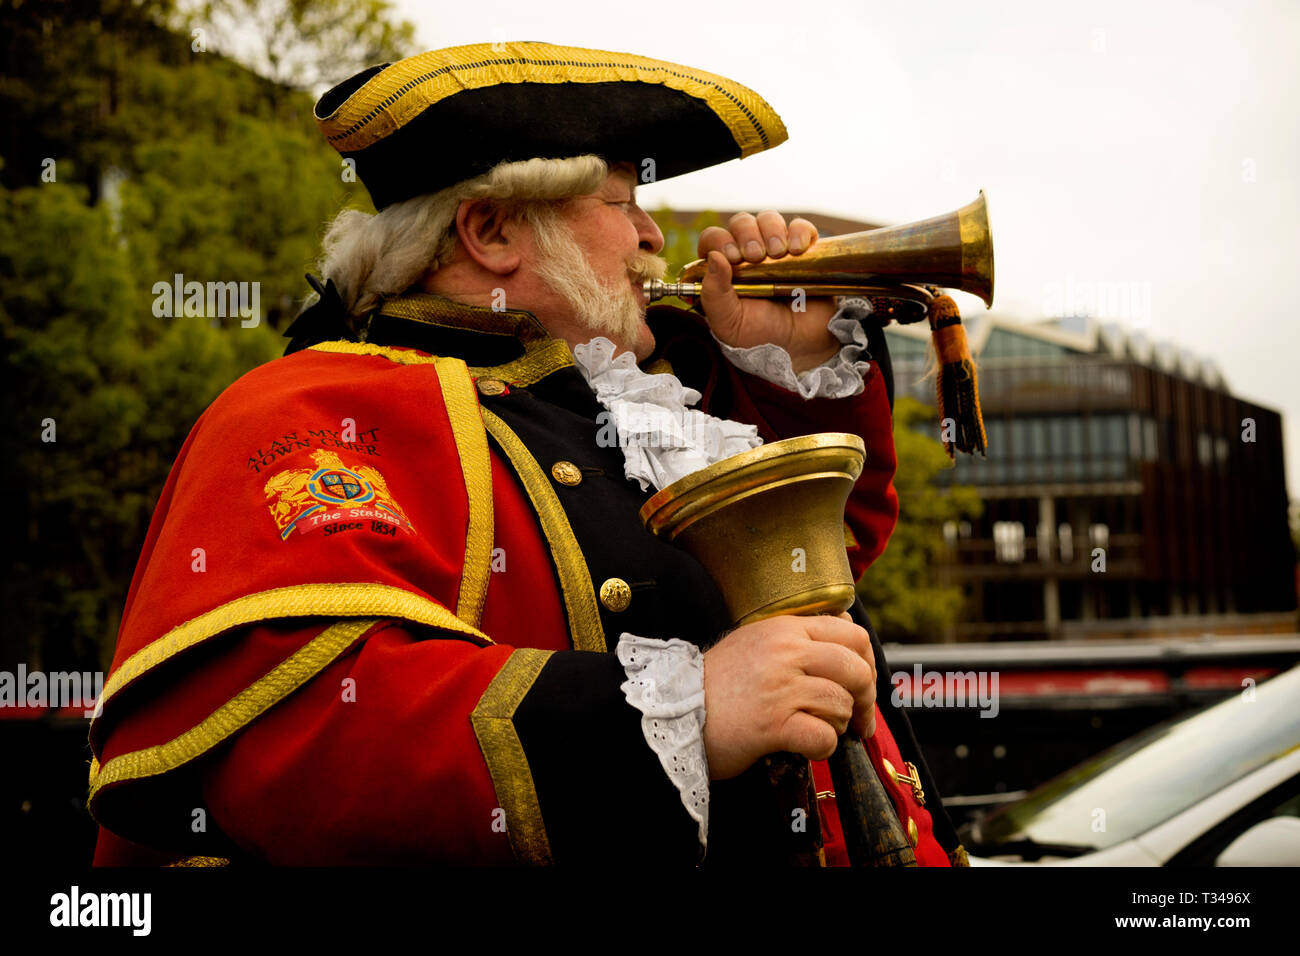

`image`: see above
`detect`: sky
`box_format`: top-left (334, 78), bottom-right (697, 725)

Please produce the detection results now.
top-left (388, 0), bottom-right (1300, 497)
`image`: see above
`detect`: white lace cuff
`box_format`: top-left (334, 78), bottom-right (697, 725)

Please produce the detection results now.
top-left (711, 296), bottom-right (876, 399)
top-left (616, 633), bottom-right (709, 850)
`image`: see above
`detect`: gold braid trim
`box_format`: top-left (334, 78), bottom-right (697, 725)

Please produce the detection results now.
top-left (89, 618), bottom-right (378, 806)
top-left (948, 844), bottom-right (971, 868)
top-left (167, 856), bottom-right (231, 867)
top-left (378, 293), bottom-right (551, 344)
top-left (318, 41), bottom-right (786, 158)
top-left (470, 648), bottom-right (555, 865)
top-left (469, 339), bottom-right (574, 387)
top-left (480, 409), bottom-right (606, 653)
top-left (433, 357), bottom-right (495, 629)
top-left (96, 583), bottom-right (491, 715)
top-left (309, 341), bottom-right (439, 365)
top-left (309, 337), bottom-right (575, 388)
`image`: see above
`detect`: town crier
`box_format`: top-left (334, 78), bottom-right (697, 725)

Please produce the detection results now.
top-left (88, 41), bottom-right (968, 867)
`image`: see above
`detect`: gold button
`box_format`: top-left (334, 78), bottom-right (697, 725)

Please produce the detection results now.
top-left (906, 817), bottom-right (919, 846)
top-left (882, 758), bottom-right (899, 783)
top-left (551, 461), bottom-right (582, 486)
top-left (599, 577), bottom-right (632, 612)
top-left (476, 378), bottom-right (507, 396)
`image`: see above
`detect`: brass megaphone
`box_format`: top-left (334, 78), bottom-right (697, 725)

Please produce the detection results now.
top-left (644, 191), bottom-right (994, 321)
top-left (640, 433), bottom-right (917, 868)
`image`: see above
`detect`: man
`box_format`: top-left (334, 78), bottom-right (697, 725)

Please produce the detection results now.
top-left (88, 41), bottom-right (967, 866)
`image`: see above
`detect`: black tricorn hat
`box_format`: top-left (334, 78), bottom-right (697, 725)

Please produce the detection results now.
top-left (314, 41), bottom-right (789, 209)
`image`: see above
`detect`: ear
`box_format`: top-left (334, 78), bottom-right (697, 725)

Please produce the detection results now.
top-left (454, 199), bottom-right (522, 276)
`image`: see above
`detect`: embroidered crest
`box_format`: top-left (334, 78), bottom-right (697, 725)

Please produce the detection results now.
top-left (264, 450), bottom-right (414, 540)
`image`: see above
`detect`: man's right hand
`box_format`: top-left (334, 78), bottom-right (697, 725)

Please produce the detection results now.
top-left (701, 612), bottom-right (877, 780)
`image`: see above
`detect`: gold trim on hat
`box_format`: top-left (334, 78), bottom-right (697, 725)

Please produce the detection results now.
top-left (318, 41), bottom-right (787, 159)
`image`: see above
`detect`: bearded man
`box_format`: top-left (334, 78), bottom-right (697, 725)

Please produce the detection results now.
top-left (88, 42), bottom-right (967, 867)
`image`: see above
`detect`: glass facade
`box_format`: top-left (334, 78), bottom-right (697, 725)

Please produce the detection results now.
top-left (881, 317), bottom-right (1297, 639)
top-left (933, 412), bottom-right (1134, 486)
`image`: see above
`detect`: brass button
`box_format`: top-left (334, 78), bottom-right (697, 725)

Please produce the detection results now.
top-left (551, 461), bottom-right (582, 486)
top-left (599, 577), bottom-right (632, 612)
top-left (906, 817), bottom-right (919, 847)
top-left (476, 378), bottom-right (507, 396)
top-left (882, 757), bottom-right (899, 784)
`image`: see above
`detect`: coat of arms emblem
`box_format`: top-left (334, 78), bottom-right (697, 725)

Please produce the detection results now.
top-left (264, 450), bottom-right (413, 539)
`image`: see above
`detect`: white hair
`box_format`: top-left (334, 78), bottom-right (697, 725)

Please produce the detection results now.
top-left (317, 155), bottom-right (610, 321)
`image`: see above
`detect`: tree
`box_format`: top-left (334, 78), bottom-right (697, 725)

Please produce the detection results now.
top-left (185, 0), bottom-right (416, 92)
top-left (858, 395), bottom-right (983, 642)
top-left (1, 0), bottom-right (394, 670)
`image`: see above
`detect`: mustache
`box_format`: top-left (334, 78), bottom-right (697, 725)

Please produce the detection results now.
top-left (627, 252), bottom-right (668, 284)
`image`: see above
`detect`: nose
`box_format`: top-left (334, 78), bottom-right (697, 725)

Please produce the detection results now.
top-left (633, 204), bottom-right (665, 255)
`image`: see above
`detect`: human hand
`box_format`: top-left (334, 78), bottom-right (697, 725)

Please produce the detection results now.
top-left (696, 212), bottom-right (840, 374)
top-left (701, 611), bottom-right (877, 780)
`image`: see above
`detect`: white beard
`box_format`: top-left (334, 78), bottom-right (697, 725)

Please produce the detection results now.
top-left (529, 210), bottom-right (667, 349)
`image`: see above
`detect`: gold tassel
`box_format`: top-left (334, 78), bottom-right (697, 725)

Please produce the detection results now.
top-left (929, 294), bottom-right (986, 459)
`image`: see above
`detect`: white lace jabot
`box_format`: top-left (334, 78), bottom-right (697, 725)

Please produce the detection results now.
top-left (572, 299), bottom-right (876, 851)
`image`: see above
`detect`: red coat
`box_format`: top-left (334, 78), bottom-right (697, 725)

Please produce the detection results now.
top-left (89, 294), bottom-right (960, 866)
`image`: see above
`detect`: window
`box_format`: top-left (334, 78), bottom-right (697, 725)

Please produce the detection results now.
top-left (1106, 416), bottom-right (1126, 456)
top-left (1012, 419), bottom-right (1028, 458)
top-left (1058, 524), bottom-right (1074, 563)
top-left (1089, 523), bottom-right (1109, 552)
top-left (1066, 419), bottom-right (1084, 458)
top-left (994, 521), bottom-right (1026, 563)
top-left (1087, 417), bottom-right (1103, 458)
top-left (1030, 419), bottom-right (1047, 458)
top-left (1036, 522), bottom-right (1054, 562)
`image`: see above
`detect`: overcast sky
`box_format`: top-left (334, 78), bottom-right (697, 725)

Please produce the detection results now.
top-left (390, 0), bottom-right (1300, 498)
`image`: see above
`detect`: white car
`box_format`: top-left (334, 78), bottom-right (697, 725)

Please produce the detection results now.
top-left (963, 664), bottom-right (1300, 866)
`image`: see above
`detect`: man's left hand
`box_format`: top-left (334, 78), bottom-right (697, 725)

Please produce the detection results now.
top-left (697, 212), bottom-right (840, 374)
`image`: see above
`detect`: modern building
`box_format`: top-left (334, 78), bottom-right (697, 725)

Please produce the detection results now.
top-left (886, 314), bottom-right (1297, 640)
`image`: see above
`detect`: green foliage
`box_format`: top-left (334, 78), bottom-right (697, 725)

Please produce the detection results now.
top-left (0, 0), bottom-right (390, 669)
top-left (650, 205), bottom-right (722, 276)
top-left (192, 0), bottom-right (417, 90)
top-left (858, 396), bottom-right (983, 641)
top-left (648, 206), bottom-right (721, 310)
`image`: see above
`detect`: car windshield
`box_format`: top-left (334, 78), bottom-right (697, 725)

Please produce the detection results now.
top-left (973, 665), bottom-right (1300, 853)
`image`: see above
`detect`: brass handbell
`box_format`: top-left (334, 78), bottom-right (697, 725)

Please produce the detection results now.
top-left (640, 433), bottom-right (918, 868)
top-left (639, 433), bottom-right (865, 624)
top-left (644, 192), bottom-right (994, 322)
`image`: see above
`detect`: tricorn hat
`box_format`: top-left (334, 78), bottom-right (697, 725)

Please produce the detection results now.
top-left (314, 41), bottom-right (788, 208)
